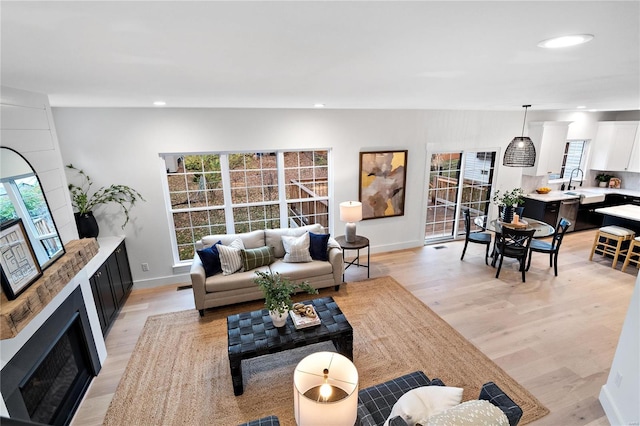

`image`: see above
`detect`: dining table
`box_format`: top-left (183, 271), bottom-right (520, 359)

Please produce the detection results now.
top-left (473, 215), bottom-right (555, 268)
top-left (474, 216), bottom-right (556, 238)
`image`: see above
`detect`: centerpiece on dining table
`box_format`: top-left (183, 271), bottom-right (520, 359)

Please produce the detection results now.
top-left (492, 188), bottom-right (525, 224)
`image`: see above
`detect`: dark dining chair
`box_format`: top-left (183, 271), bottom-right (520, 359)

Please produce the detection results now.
top-left (494, 227), bottom-right (536, 282)
top-left (526, 218), bottom-right (571, 276)
top-left (490, 206), bottom-right (525, 266)
top-left (461, 208), bottom-right (492, 265)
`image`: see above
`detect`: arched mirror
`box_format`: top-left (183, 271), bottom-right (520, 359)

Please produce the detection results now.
top-left (1, 147), bottom-right (65, 273)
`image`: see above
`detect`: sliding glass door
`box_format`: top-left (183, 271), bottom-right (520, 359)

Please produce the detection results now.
top-left (425, 150), bottom-right (496, 243)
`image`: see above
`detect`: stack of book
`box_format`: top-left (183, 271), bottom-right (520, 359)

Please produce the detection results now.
top-left (289, 305), bottom-right (321, 329)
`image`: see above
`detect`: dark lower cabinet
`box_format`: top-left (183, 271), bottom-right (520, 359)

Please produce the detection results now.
top-left (522, 198), bottom-right (560, 226)
top-left (89, 240), bottom-right (133, 336)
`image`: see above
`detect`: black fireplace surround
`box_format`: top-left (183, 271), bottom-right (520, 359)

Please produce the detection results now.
top-left (2, 286), bottom-right (101, 425)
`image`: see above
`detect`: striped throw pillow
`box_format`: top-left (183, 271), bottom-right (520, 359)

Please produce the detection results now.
top-left (242, 246), bottom-right (275, 271)
top-left (281, 232), bottom-right (312, 263)
top-left (217, 238), bottom-right (245, 275)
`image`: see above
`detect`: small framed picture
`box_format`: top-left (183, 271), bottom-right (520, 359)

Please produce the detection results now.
top-left (359, 150), bottom-right (408, 220)
top-left (1, 218), bottom-right (42, 300)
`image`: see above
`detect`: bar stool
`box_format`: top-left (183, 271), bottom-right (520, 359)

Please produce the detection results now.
top-left (622, 237), bottom-right (640, 272)
top-left (589, 226), bottom-right (635, 269)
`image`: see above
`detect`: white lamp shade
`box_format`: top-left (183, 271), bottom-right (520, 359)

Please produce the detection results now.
top-left (293, 351), bottom-right (359, 426)
top-left (339, 201), bottom-right (362, 223)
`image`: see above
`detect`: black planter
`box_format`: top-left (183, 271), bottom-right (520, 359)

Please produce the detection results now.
top-left (75, 212), bottom-right (99, 238)
top-left (501, 206), bottom-right (515, 223)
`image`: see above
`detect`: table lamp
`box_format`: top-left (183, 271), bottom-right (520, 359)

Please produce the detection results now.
top-left (339, 201), bottom-right (362, 243)
top-left (293, 351), bottom-right (359, 426)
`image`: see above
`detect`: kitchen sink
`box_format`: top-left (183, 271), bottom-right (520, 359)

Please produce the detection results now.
top-left (564, 190), bottom-right (606, 204)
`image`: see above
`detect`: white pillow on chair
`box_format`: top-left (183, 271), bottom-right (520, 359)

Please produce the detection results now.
top-left (384, 386), bottom-right (463, 426)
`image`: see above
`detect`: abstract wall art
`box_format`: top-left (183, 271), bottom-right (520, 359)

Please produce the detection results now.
top-left (359, 150), bottom-right (408, 220)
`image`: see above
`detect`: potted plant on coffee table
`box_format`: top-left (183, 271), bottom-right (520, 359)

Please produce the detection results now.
top-left (254, 271), bottom-right (318, 327)
top-left (492, 188), bottom-right (525, 223)
top-left (66, 164), bottom-right (145, 238)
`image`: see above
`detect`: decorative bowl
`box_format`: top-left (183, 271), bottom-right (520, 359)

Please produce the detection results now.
top-left (536, 187), bottom-right (551, 194)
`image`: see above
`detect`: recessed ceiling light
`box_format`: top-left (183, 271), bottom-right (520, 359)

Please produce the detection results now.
top-left (153, 101), bottom-right (166, 106)
top-left (537, 34), bottom-right (594, 49)
top-left (576, 106), bottom-right (586, 109)
top-left (314, 103), bottom-right (325, 108)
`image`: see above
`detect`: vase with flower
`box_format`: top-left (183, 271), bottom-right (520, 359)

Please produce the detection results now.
top-left (492, 188), bottom-right (525, 223)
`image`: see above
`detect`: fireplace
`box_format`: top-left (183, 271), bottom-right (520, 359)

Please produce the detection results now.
top-left (1, 286), bottom-right (100, 425)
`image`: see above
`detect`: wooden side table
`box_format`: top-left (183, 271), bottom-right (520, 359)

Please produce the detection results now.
top-left (335, 235), bottom-right (370, 281)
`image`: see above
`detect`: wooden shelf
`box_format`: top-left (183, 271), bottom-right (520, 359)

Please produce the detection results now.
top-left (1, 238), bottom-right (99, 340)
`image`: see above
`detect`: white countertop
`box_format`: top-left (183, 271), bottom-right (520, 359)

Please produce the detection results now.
top-left (595, 204), bottom-right (640, 222)
top-left (525, 187), bottom-right (640, 203)
top-left (83, 235), bottom-right (126, 276)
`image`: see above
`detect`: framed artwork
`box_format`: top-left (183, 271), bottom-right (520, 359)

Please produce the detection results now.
top-left (1, 218), bottom-right (42, 300)
top-left (359, 150), bottom-right (408, 220)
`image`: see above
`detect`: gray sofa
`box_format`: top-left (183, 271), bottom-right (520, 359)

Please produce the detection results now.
top-left (190, 224), bottom-right (343, 316)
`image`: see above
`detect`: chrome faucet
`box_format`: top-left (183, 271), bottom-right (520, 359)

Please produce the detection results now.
top-left (568, 168), bottom-right (584, 190)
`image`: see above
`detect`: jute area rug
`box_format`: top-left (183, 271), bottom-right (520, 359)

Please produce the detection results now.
top-left (104, 276), bottom-right (548, 425)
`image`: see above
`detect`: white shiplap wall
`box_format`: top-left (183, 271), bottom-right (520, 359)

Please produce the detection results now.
top-left (0, 86), bottom-right (78, 243)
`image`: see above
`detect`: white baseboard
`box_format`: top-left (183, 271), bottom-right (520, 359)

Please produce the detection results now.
top-left (599, 385), bottom-right (623, 426)
top-left (133, 273), bottom-right (190, 289)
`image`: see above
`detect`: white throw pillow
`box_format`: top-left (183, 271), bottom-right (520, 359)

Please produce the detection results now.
top-left (424, 399), bottom-right (509, 426)
top-left (281, 233), bottom-right (312, 263)
top-left (384, 386), bottom-right (464, 426)
top-left (217, 238), bottom-right (245, 275)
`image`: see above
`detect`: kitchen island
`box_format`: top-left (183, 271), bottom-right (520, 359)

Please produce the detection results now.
top-left (595, 204), bottom-right (640, 234)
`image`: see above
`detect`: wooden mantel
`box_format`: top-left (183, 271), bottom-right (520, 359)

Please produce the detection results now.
top-left (1, 238), bottom-right (99, 340)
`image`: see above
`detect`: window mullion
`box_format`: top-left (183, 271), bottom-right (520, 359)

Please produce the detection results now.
top-left (220, 154), bottom-right (234, 232)
top-left (276, 152), bottom-right (288, 227)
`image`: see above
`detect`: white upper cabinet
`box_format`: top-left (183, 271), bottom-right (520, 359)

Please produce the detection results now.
top-left (522, 121), bottom-right (572, 176)
top-left (590, 121), bottom-right (640, 172)
top-left (627, 124), bottom-right (640, 172)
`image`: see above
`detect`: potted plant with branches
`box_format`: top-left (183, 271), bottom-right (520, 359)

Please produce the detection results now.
top-left (254, 270), bottom-right (318, 327)
top-left (492, 188), bottom-right (525, 223)
top-left (66, 164), bottom-right (145, 238)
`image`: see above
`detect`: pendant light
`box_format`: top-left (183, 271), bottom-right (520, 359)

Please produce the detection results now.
top-left (503, 105), bottom-right (536, 167)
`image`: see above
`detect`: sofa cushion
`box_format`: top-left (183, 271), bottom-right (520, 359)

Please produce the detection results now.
top-left (384, 386), bottom-right (463, 426)
top-left (423, 399), bottom-right (509, 426)
top-left (268, 259), bottom-right (332, 280)
top-left (282, 233), bottom-right (313, 263)
top-left (204, 267), bottom-right (271, 293)
top-left (196, 240), bottom-right (222, 277)
top-left (242, 246), bottom-right (275, 271)
top-left (309, 232), bottom-right (330, 261)
top-left (265, 224), bottom-right (323, 258)
top-left (202, 230), bottom-right (265, 250)
top-left (218, 239), bottom-right (245, 275)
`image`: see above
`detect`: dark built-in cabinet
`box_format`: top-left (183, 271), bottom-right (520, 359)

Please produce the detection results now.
top-left (523, 193), bottom-right (640, 233)
top-left (89, 240), bottom-right (133, 336)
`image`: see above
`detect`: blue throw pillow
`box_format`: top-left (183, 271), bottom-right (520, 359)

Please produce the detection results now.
top-left (309, 232), bottom-right (330, 261)
top-left (196, 240), bottom-right (223, 277)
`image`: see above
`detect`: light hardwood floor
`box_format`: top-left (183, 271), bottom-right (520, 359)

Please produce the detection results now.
top-left (72, 229), bottom-right (637, 425)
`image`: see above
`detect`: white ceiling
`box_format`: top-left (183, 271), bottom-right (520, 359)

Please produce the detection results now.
top-left (2, 1), bottom-right (639, 111)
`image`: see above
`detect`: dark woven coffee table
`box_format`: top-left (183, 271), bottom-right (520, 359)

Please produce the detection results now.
top-left (227, 296), bottom-right (353, 396)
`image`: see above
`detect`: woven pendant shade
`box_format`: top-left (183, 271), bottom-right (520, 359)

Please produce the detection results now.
top-left (503, 136), bottom-right (536, 167)
top-left (503, 105), bottom-right (537, 167)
